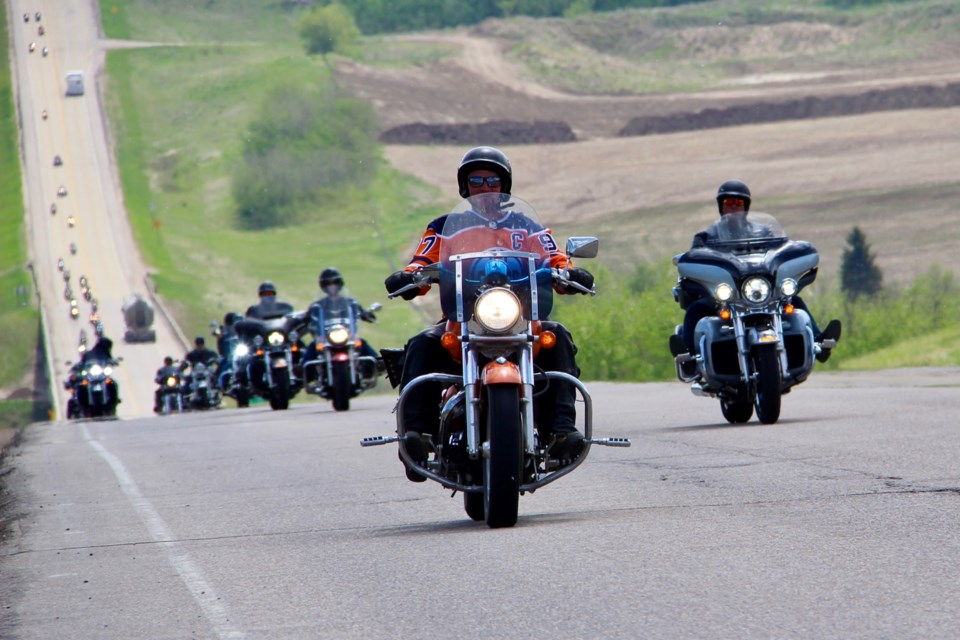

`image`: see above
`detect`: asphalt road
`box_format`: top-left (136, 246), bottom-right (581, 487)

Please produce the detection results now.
top-left (9, 0), bottom-right (186, 420)
top-left (2, 373), bottom-right (959, 639)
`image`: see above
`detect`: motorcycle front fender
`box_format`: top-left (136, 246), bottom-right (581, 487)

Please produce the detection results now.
top-left (481, 360), bottom-right (521, 385)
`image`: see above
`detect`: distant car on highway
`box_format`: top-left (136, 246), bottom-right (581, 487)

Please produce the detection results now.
top-left (65, 71), bottom-right (84, 96)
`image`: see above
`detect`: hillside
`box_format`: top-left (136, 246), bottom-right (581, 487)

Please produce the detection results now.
top-left (335, 2), bottom-right (960, 284)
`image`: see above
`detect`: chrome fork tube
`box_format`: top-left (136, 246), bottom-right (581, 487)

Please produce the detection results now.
top-left (463, 342), bottom-right (481, 459)
top-left (520, 342), bottom-right (536, 455)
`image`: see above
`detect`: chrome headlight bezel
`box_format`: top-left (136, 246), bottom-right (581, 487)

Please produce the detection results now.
top-left (327, 325), bottom-right (350, 346)
top-left (474, 288), bottom-right (522, 334)
top-left (742, 277), bottom-right (772, 304)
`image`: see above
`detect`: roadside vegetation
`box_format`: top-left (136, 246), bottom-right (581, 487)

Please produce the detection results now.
top-left (0, 6), bottom-right (44, 430)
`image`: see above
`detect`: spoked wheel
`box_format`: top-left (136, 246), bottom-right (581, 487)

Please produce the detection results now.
top-left (720, 385), bottom-right (754, 424)
top-left (332, 361), bottom-right (351, 412)
top-left (269, 371), bottom-right (290, 410)
top-left (463, 491), bottom-right (485, 521)
top-left (754, 347), bottom-right (782, 424)
top-left (483, 385), bottom-right (522, 528)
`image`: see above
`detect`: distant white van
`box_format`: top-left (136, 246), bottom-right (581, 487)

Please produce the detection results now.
top-left (65, 71), bottom-right (84, 96)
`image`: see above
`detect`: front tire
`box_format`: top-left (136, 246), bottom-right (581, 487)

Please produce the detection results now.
top-left (754, 347), bottom-right (782, 424)
top-left (332, 361), bottom-right (351, 412)
top-left (269, 370), bottom-right (290, 410)
top-left (483, 385), bottom-right (522, 528)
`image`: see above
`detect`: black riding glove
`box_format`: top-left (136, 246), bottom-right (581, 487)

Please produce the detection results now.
top-left (385, 271), bottom-right (419, 301)
top-left (361, 310), bottom-right (377, 322)
top-left (566, 267), bottom-right (594, 293)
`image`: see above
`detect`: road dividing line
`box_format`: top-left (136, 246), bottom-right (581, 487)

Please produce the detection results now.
top-left (82, 426), bottom-right (245, 639)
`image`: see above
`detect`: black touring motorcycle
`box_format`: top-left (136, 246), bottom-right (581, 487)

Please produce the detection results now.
top-left (671, 212), bottom-right (838, 424)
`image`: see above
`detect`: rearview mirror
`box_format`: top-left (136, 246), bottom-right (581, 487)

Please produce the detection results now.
top-left (566, 237), bottom-right (599, 259)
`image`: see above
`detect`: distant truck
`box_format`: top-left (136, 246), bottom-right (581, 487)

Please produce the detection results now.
top-left (122, 294), bottom-right (156, 343)
top-left (65, 71), bottom-right (84, 96)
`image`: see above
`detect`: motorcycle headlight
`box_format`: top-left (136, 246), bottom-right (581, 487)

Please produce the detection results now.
top-left (474, 288), bottom-right (522, 334)
top-left (234, 343), bottom-right (249, 358)
top-left (742, 277), bottom-right (772, 304)
top-left (715, 283), bottom-right (735, 302)
top-left (289, 330), bottom-right (299, 343)
top-left (780, 278), bottom-right (798, 297)
top-left (327, 325), bottom-right (350, 346)
top-left (89, 364), bottom-right (103, 376)
top-left (253, 335), bottom-right (264, 347)
top-left (165, 376), bottom-right (178, 387)
top-left (267, 331), bottom-right (285, 346)
top-left (103, 366), bottom-right (113, 376)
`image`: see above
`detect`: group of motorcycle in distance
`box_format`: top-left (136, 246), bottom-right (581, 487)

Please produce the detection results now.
top-left (155, 295), bottom-right (384, 416)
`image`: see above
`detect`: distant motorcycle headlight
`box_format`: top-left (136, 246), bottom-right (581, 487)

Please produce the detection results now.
top-left (715, 283), bottom-right (735, 302)
top-left (742, 277), bottom-right (772, 304)
top-left (234, 344), bottom-right (250, 359)
top-left (267, 331), bottom-right (285, 346)
top-left (474, 288), bottom-right (521, 333)
top-left (103, 366), bottom-right (113, 376)
top-left (165, 376), bottom-right (178, 387)
top-left (780, 278), bottom-right (798, 297)
top-left (89, 364), bottom-right (103, 376)
top-left (327, 325), bottom-right (350, 346)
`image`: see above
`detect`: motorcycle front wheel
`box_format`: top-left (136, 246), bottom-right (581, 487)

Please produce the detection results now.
top-left (753, 347), bottom-right (782, 424)
top-left (483, 385), bottom-right (522, 528)
top-left (332, 361), bottom-right (351, 412)
top-left (269, 371), bottom-right (290, 410)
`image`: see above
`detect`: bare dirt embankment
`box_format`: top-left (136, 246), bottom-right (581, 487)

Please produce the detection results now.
top-left (335, 28), bottom-right (960, 283)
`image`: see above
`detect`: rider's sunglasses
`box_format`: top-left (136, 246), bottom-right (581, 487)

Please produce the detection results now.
top-left (467, 175), bottom-right (502, 188)
top-left (721, 197), bottom-right (745, 207)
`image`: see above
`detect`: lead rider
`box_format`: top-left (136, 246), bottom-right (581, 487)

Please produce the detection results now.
top-left (384, 146), bottom-right (595, 481)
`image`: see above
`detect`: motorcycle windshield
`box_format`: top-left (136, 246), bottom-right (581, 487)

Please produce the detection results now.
top-left (309, 297), bottom-right (358, 335)
top-left (439, 194), bottom-right (555, 322)
top-left (701, 212), bottom-right (787, 250)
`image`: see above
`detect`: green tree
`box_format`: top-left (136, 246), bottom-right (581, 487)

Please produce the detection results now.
top-left (840, 226), bottom-right (883, 301)
top-left (298, 3), bottom-right (362, 63)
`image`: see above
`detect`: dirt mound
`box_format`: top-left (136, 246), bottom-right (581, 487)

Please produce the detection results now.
top-left (619, 82), bottom-right (960, 137)
top-left (380, 120), bottom-right (576, 144)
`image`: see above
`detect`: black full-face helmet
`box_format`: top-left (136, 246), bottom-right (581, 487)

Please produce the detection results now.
top-left (716, 179), bottom-right (752, 214)
top-left (195, 336), bottom-right (205, 347)
top-left (223, 311), bottom-right (241, 326)
top-left (457, 146), bottom-right (512, 198)
top-left (258, 281), bottom-right (277, 297)
top-left (319, 267), bottom-right (344, 290)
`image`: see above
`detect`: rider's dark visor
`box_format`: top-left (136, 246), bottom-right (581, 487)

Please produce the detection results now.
top-left (467, 176), bottom-right (502, 187)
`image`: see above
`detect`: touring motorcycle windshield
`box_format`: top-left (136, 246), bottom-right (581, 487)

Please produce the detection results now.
top-left (439, 194), bottom-right (555, 322)
top-left (702, 212), bottom-right (788, 250)
top-left (311, 296), bottom-right (357, 334)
